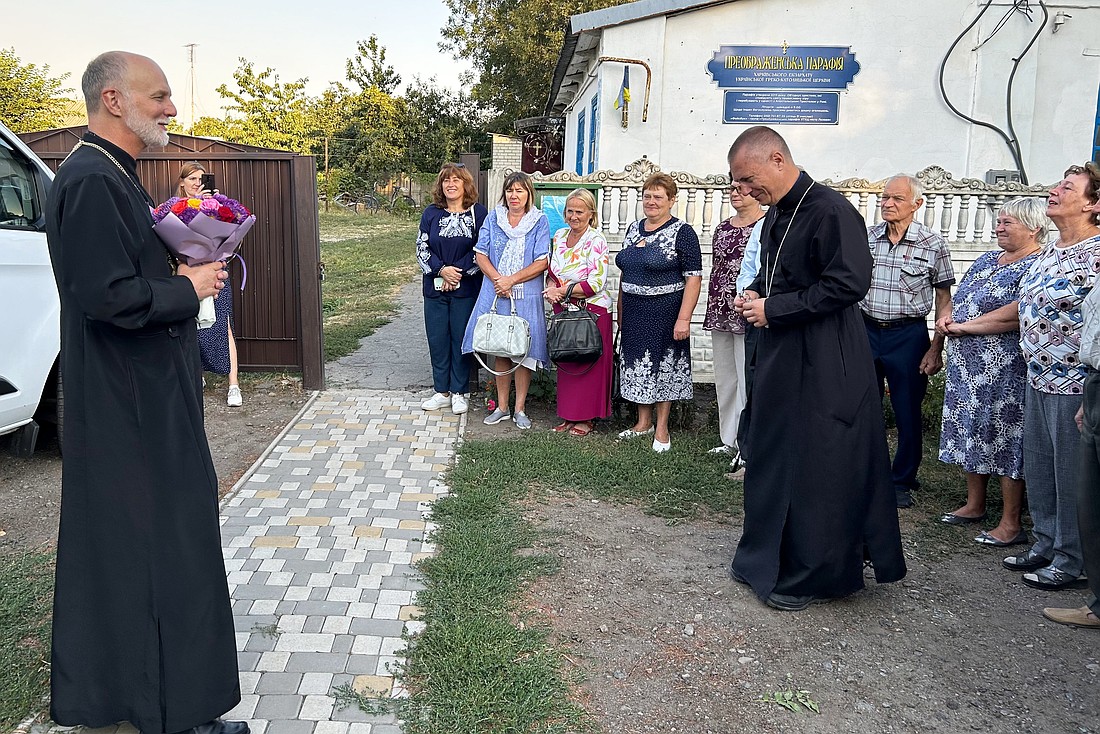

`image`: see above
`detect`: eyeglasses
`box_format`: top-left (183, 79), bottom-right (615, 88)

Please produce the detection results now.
top-left (442, 162), bottom-right (466, 170)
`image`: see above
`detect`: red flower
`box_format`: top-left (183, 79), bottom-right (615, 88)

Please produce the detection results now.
top-left (217, 206), bottom-right (235, 222)
top-left (170, 199), bottom-right (188, 215)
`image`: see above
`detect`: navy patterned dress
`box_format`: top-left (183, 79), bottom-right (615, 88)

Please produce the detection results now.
top-left (938, 250), bottom-right (1039, 478)
top-left (615, 217), bottom-right (702, 403)
top-left (198, 269), bottom-right (233, 374)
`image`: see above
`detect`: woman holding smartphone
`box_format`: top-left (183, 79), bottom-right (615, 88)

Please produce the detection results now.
top-left (417, 162), bottom-right (487, 414)
top-left (176, 162), bottom-right (243, 406)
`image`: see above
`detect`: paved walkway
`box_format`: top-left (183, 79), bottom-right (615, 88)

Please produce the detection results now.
top-left (219, 282), bottom-right (447, 734)
top-left (38, 283), bottom-right (457, 734)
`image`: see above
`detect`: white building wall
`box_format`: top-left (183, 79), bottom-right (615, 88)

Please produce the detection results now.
top-left (576, 0), bottom-right (1099, 184)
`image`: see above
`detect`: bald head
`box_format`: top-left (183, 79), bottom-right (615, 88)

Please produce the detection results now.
top-left (727, 126), bottom-right (795, 167)
top-left (727, 126), bottom-right (800, 206)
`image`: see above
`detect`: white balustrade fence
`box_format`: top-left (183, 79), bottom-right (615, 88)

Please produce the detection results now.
top-left (515, 159), bottom-right (1052, 382)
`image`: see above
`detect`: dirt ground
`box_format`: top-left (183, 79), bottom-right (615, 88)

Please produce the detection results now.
top-left (5, 381), bottom-right (1100, 734)
top-left (0, 375), bottom-right (308, 552)
top-left (464, 399), bottom-right (1100, 734)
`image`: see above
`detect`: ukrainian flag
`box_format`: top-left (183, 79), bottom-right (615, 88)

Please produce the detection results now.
top-left (614, 67), bottom-right (631, 109)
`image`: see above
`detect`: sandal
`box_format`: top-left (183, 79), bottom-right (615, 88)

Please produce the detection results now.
top-left (552, 421), bottom-right (574, 433)
top-left (569, 422), bottom-right (593, 437)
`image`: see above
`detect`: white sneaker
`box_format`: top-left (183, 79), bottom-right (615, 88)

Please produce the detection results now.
top-left (227, 385), bottom-right (242, 407)
top-left (422, 392), bottom-right (450, 410)
top-left (451, 393), bottom-right (468, 414)
top-left (708, 444), bottom-right (732, 455)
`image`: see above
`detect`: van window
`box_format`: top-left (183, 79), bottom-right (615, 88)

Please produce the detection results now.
top-left (0, 138), bottom-right (42, 229)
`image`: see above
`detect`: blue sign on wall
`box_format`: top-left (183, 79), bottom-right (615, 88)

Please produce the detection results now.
top-left (707, 45), bottom-right (860, 90)
top-left (724, 91), bottom-right (839, 125)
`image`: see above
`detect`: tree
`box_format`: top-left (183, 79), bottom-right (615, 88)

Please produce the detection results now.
top-left (403, 76), bottom-right (490, 172)
top-left (0, 47), bottom-right (73, 132)
top-left (209, 59), bottom-right (311, 153)
top-left (306, 84), bottom-right (353, 208)
top-left (335, 87), bottom-right (407, 189)
top-left (346, 36), bottom-right (401, 95)
top-left (440, 0), bottom-right (632, 125)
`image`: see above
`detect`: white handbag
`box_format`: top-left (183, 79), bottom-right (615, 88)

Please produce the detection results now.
top-left (472, 296), bottom-right (531, 375)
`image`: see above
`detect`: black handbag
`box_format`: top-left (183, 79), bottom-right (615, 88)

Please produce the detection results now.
top-left (547, 283), bottom-right (603, 364)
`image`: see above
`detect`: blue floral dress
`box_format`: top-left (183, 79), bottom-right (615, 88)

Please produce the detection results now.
top-left (938, 249), bottom-right (1039, 478)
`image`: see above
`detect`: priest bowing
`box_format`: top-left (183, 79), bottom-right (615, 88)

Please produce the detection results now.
top-left (728, 126), bottom-right (907, 611)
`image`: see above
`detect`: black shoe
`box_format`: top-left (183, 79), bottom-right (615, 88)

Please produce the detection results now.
top-left (765, 592), bottom-right (824, 611)
top-left (187, 721), bottom-right (250, 734)
top-left (1002, 550), bottom-right (1051, 572)
top-left (895, 488), bottom-right (913, 508)
top-left (730, 564), bottom-right (749, 585)
top-left (1022, 565), bottom-right (1088, 591)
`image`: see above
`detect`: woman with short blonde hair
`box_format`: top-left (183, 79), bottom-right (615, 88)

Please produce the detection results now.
top-left (543, 188), bottom-right (613, 435)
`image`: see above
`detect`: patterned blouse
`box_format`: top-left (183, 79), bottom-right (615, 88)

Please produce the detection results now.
top-left (548, 227), bottom-right (613, 311)
top-left (616, 217), bottom-right (703, 296)
top-left (703, 217), bottom-right (759, 334)
top-left (1018, 233), bottom-right (1100, 394)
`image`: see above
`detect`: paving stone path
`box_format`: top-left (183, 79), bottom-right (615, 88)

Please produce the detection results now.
top-left (219, 390), bottom-right (460, 734)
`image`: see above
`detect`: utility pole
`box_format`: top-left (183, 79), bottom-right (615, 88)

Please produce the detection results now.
top-left (184, 43), bottom-right (198, 132)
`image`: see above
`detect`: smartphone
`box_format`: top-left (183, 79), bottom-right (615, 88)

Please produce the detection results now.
top-left (433, 277), bottom-right (445, 291)
top-left (201, 173), bottom-right (216, 192)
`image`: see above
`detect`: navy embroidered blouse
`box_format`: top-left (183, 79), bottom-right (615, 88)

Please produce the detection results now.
top-left (416, 203), bottom-right (488, 298)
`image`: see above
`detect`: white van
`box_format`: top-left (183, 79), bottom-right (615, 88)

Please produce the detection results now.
top-left (0, 120), bottom-right (60, 456)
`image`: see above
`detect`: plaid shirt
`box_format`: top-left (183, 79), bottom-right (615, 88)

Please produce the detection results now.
top-left (860, 221), bottom-right (955, 320)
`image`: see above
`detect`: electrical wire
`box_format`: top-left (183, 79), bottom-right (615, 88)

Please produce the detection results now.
top-left (1005, 1), bottom-right (1049, 182)
top-left (938, 0), bottom-right (1046, 183)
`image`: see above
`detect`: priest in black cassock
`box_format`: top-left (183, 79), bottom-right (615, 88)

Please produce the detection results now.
top-left (728, 126), bottom-right (906, 611)
top-left (45, 51), bottom-right (246, 734)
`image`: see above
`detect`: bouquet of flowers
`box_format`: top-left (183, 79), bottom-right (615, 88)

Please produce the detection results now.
top-left (152, 194), bottom-right (256, 328)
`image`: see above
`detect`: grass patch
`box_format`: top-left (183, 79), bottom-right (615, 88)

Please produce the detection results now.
top-left (318, 209), bottom-right (420, 362)
top-left (0, 551), bottom-right (54, 728)
top-left (454, 430), bottom-right (738, 519)
top-left (390, 430), bottom-right (736, 733)
top-left (397, 455), bottom-right (586, 734)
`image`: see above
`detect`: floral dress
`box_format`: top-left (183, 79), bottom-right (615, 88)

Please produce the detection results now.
top-left (614, 217), bottom-right (702, 403)
top-left (549, 227), bottom-right (614, 420)
top-left (938, 250), bottom-right (1039, 478)
top-left (703, 218), bottom-right (755, 334)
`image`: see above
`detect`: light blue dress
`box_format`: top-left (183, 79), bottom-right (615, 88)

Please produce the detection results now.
top-left (461, 206), bottom-right (551, 368)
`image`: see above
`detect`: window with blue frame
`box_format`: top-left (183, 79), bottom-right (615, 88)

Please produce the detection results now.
top-left (588, 94), bottom-right (599, 174)
top-left (1094, 83), bottom-right (1100, 163)
top-left (576, 110), bottom-right (586, 175)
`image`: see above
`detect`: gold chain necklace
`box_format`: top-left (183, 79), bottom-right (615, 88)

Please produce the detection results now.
top-left (66, 139), bottom-right (174, 267)
top-left (765, 181), bottom-right (814, 297)
top-left (65, 139), bottom-right (154, 207)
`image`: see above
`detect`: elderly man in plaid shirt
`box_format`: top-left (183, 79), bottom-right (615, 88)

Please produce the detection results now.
top-left (862, 174), bottom-right (955, 509)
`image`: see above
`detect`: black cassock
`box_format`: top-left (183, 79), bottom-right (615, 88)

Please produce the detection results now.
top-left (46, 133), bottom-right (240, 733)
top-left (733, 172), bottom-right (906, 601)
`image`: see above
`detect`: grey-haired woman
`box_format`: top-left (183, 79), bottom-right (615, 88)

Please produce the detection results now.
top-left (936, 197), bottom-right (1048, 545)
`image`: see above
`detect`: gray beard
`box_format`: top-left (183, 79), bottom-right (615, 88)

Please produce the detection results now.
top-left (124, 105), bottom-right (169, 149)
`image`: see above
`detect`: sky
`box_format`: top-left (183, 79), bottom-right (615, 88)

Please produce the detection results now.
top-left (4, 0), bottom-right (471, 128)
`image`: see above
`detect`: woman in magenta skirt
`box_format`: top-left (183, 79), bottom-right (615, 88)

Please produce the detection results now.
top-left (543, 188), bottom-right (613, 435)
